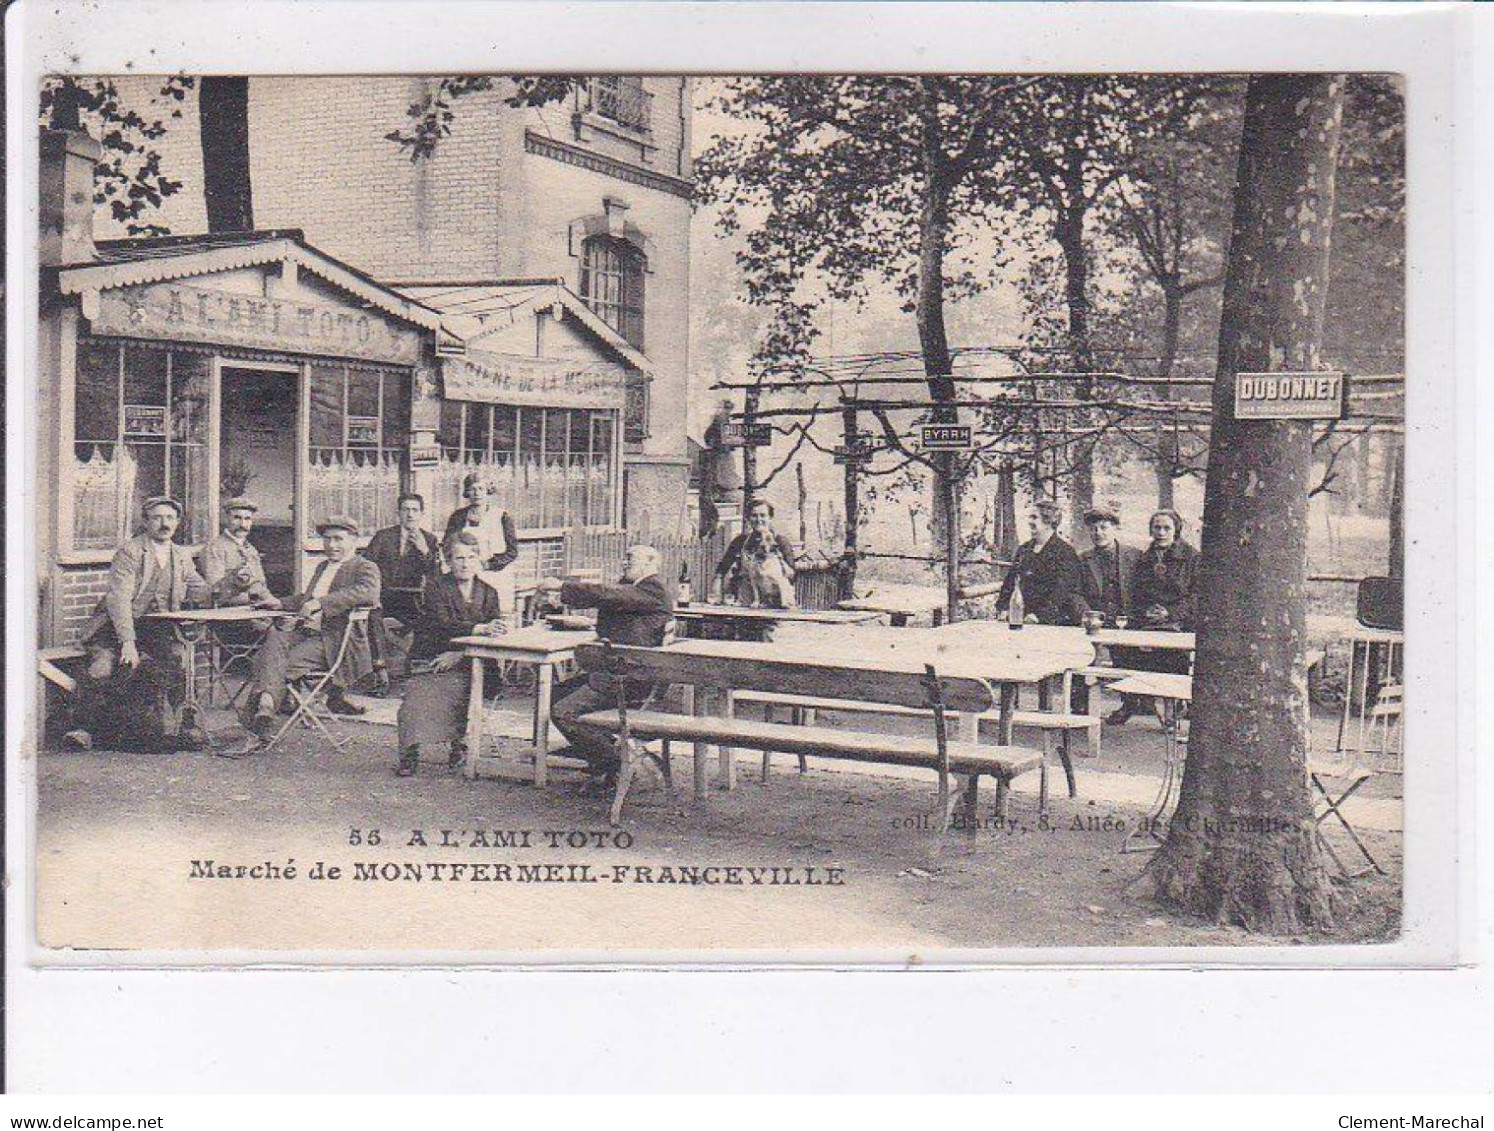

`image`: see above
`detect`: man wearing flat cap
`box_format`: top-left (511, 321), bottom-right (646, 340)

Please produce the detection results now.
top-left (1076, 502), bottom-right (1141, 628)
top-left (72, 496), bottom-right (212, 751)
top-left (202, 498), bottom-right (281, 610)
top-left (244, 513), bottom-right (381, 735)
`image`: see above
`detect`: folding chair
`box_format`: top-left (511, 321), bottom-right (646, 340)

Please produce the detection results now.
top-left (260, 608), bottom-right (374, 754)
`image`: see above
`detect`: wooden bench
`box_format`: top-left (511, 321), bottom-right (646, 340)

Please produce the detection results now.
top-left (39, 645), bottom-right (89, 694)
top-left (574, 642), bottom-right (1046, 830)
top-left (730, 690), bottom-right (1090, 800)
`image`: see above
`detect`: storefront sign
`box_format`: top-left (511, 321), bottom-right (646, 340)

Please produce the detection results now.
top-left (92, 282), bottom-right (425, 366)
top-left (409, 443), bottom-right (442, 470)
top-left (441, 351), bottom-right (629, 409)
top-left (123, 404), bottom-right (166, 438)
top-left (1234, 372), bottom-right (1347, 420)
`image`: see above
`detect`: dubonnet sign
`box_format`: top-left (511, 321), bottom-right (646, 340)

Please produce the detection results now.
top-left (1234, 371), bottom-right (1347, 420)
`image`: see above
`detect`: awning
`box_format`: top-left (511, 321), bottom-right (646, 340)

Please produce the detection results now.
top-left (441, 349), bottom-right (630, 409)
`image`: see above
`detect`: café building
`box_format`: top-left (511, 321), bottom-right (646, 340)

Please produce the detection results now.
top-left (37, 128), bottom-right (640, 648)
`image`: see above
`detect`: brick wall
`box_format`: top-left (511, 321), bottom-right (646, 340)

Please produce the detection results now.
top-left (249, 77), bottom-right (509, 280)
top-left (54, 564), bottom-right (110, 643)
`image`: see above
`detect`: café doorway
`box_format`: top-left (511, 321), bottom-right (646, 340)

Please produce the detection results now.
top-left (219, 365), bottom-right (300, 595)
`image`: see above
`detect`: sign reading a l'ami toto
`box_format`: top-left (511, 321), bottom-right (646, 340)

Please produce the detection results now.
top-left (919, 423), bottom-right (975, 450)
top-left (1234, 372), bottom-right (1347, 420)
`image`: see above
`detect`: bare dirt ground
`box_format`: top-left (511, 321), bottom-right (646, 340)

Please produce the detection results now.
top-left (33, 683), bottom-right (1401, 956)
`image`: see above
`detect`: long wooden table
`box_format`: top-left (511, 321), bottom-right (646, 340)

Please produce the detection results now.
top-left (673, 603), bottom-right (882, 640)
top-left (660, 629), bottom-right (1087, 796)
top-left (456, 625), bottom-right (597, 785)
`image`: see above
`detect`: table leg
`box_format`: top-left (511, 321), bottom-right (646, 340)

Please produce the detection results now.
top-left (533, 660), bottom-right (553, 788)
top-left (464, 655), bottom-right (483, 782)
top-left (1336, 639), bottom-right (1356, 753)
top-left (997, 683), bottom-right (1017, 747)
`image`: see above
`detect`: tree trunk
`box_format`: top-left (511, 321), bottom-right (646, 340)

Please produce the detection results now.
top-left (1152, 74), bottom-right (1348, 934)
top-left (1056, 197), bottom-right (1095, 541)
top-left (916, 80), bottom-right (963, 623)
top-left (740, 385), bottom-right (762, 511)
top-left (199, 76), bottom-right (255, 233)
top-left (1154, 280), bottom-right (1183, 509)
top-left (840, 404), bottom-right (861, 600)
top-left (1387, 440), bottom-right (1404, 579)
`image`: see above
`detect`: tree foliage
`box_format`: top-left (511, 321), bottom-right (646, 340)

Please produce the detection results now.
top-left (40, 75), bottom-right (194, 236)
top-left (384, 76), bottom-right (584, 160)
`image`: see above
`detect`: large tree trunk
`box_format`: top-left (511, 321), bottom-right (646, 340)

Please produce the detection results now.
top-left (199, 76), bottom-right (255, 232)
top-left (1152, 74), bottom-right (1348, 933)
top-left (916, 80), bottom-right (963, 623)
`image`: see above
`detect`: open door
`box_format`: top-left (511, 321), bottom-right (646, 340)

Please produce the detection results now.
top-left (219, 365), bottom-right (300, 596)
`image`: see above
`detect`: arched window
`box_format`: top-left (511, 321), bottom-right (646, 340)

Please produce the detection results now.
top-left (579, 235), bottom-right (646, 352)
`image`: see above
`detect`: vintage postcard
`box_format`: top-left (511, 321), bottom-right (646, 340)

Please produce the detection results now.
top-left (18, 57), bottom-right (1428, 960)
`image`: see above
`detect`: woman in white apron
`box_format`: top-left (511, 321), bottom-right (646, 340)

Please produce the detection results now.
top-left (443, 472), bottom-right (519, 619)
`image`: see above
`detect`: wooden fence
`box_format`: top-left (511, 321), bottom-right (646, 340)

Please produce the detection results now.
top-left (563, 527), bottom-right (734, 594)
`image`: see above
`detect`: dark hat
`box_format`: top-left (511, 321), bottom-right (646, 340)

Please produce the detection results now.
top-left (1083, 502), bottom-right (1122, 525)
top-left (141, 495), bottom-right (184, 517)
top-left (222, 496), bottom-right (259, 514)
top-left (315, 514), bottom-right (360, 537)
top-left (462, 472), bottom-right (487, 492)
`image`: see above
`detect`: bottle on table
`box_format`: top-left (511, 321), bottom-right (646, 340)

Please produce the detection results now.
top-left (1007, 575), bottom-right (1025, 631)
top-left (678, 561), bottom-right (693, 606)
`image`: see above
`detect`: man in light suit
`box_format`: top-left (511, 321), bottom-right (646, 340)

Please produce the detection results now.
top-left (245, 514), bottom-right (381, 735)
top-left (73, 496), bottom-right (212, 751)
top-left (201, 497), bottom-right (281, 609)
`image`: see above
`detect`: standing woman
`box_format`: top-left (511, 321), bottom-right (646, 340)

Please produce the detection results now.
top-left (1110, 508), bottom-right (1198, 726)
top-left (395, 532), bottom-right (506, 777)
top-left (444, 472), bottom-right (519, 620)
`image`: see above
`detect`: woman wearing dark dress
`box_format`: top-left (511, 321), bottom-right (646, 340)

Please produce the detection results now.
top-left (1107, 509), bottom-right (1199, 727)
top-left (395, 532), bottom-right (506, 777)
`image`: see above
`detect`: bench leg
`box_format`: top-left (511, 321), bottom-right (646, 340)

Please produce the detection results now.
top-left (719, 689), bottom-right (737, 791)
top-left (760, 749), bottom-right (772, 785)
top-left (1086, 676), bottom-right (1103, 758)
top-left (686, 685), bottom-right (708, 801)
top-left (798, 707), bottom-right (813, 773)
top-left (1038, 761), bottom-right (1049, 815)
top-left (994, 776), bottom-right (1010, 822)
top-left (1060, 731), bottom-right (1077, 799)
top-left (936, 765), bottom-right (950, 832)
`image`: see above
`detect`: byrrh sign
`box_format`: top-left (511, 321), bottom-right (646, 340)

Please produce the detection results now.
top-left (1234, 371), bottom-right (1347, 420)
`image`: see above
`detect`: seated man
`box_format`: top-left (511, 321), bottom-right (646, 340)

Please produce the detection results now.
top-left (364, 492), bottom-right (442, 691)
top-left (71, 496), bottom-right (212, 752)
top-left (201, 497), bottom-right (280, 609)
top-left (394, 531), bottom-right (506, 778)
top-left (545, 545), bottom-right (675, 774)
top-left (244, 514), bottom-right (381, 737)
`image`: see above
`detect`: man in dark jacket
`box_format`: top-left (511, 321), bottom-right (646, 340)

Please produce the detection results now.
top-left (545, 545), bottom-right (675, 771)
top-left (364, 493), bottom-right (443, 691)
top-left (1074, 501), bottom-right (1143, 715)
top-left (994, 499), bottom-right (1084, 626)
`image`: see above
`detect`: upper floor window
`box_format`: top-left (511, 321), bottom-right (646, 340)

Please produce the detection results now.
top-left (588, 76), bottom-right (650, 133)
top-left (579, 235), bottom-right (646, 352)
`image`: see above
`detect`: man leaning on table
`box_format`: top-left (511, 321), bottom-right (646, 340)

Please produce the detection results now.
top-left (69, 495), bottom-right (212, 752)
top-left (542, 545), bottom-right (675, 777)
top-left (242, 514), bottom-right (381, 737)
top-left (201, 497), bottom-right (281, 610)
